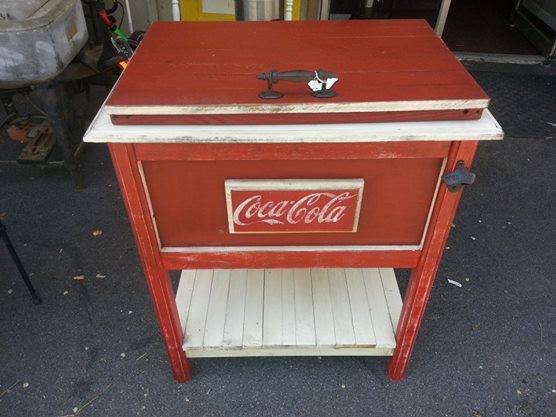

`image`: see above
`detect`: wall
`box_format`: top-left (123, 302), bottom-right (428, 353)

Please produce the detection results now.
top-left (116, 0), bottom-right (174, 34)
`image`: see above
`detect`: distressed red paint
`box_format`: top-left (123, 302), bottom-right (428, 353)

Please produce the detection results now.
top-left (100, 20), bottom-right (491, 384)
top-left (109, 139), bottom-right (478, 383)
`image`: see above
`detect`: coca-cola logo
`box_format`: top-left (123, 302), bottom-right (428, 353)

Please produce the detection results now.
top-left (233, 192), bottom-right (355, 226)
top-left (226, 179), bottom-right (364, 234)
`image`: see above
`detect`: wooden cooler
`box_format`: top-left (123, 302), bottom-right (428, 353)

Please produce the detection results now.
top-left (84, 20), bottom-right (503, 382)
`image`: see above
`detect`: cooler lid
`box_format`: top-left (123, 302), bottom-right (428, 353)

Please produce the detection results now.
top-left (105, 20), bottom-right (489, 125)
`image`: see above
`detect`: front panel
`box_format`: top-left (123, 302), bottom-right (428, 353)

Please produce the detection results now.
top-left (138, 143), bottom-right (448, 250)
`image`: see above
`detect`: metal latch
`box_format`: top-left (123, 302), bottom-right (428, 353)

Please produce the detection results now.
top-left (442, 161), bottom-right (476, 192)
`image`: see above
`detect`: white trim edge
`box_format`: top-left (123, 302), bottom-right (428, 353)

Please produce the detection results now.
top-left (105, 99), bottom-right (489, 116)
top-left (83, 108), bottom-right (504, 144)
top-left (161, 245), bottom-right (422, 253)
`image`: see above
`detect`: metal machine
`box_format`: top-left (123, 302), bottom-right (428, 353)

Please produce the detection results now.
top-left (0, 0), bottom-right (88, 88)
top-left (0, 1), bottom-right (142, 186)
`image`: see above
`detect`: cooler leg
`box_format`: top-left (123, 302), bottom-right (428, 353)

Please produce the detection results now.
top-left (388, 140), bottom-right (478, 380)
top-left (108, 143), bottom-right (191, 382)
top-left (143, 264), bottom-right (191, 383)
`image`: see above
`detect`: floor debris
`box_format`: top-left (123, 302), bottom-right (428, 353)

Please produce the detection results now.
top-left (0, 381), bottom-right (20, 399)
top-left (70, 383), bottom-right (112, 416)
top-left (447, 279), bottom-right (462, 288)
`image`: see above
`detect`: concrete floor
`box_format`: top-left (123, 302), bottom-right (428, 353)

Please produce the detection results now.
top-left (0, 63), bottom-right (554, 417)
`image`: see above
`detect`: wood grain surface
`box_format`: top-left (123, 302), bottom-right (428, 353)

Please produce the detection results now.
top-left (106, 20), bottom-right (488, 124)
top-left (140, 153), bottom-right (445, 247)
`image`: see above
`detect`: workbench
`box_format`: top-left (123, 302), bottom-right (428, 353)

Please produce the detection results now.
top-left (84, 20), bottom-right (503, 382)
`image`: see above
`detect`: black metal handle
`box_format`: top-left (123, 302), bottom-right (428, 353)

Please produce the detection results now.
top-left (442, 161), bottom-right (476, 192)
top-left (256, 69), bottom-right (338, 99)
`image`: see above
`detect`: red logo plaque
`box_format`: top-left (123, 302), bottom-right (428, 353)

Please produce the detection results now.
top-left (225, 179), bottom-right (364, 234)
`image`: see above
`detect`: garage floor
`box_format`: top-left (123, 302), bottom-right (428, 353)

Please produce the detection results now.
top-left (0, 62), bottom-right (554, 417)
top-left (442, 0), bottom-right (538, 54)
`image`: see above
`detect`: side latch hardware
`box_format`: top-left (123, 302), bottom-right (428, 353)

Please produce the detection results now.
top-left (442, 161), bottom-right (476, 192)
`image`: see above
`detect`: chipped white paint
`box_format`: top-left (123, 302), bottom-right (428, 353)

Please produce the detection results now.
top-left (161, 244), bottom-right (422, 252)
top-left (105, 98), bottom-right (490, 116)
top-left (84, 107), bottom-right (504, 144)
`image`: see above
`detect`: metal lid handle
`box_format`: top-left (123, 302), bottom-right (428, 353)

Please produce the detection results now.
top-left (256, 69), bottom-right (338, 99)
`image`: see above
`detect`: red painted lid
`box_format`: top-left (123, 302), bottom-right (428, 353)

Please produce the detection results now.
top-left (106, 20), bottom-right (489, 125)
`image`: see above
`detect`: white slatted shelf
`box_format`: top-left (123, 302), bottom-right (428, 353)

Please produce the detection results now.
top-left (176, 268), bottom-right (402, 358)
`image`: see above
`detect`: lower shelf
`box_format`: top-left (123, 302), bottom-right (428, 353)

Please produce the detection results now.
top-left (176, 268), bottom-right (402, 358)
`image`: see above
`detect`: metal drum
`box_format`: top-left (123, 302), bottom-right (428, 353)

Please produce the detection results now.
top-left (241, 0), bottom-right (281, 21)
top-left (0, 0), bottom-right (88, 88)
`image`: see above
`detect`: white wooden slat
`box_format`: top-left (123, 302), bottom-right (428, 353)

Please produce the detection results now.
top-left (107, 99), bottom-right (490, 116)
top-left (263, 269), bottom-right (282, 346)
top-left (184, 270), bottom-right (214, 348)
top-left (379, 268), bottom-right (403, 333)
top-left (187, 346), bottom-right (394, 358)
top-left (175, 270), bottom-right (196, 332)
top-left (328, 269), bottom-right (356, 346)
top-left (203, 270), bottom-right (231, 347)
top-left (310, 268), bottom-right (336, 346)
top-left (344, 268), bottom-right (376, 345)
top-left (362, 269), bottom-right (396, 348)
top-left (293, 269), bottom-right (316, 346)
top-left (85, 107), bottom-right (504, 144)
top-left (242, 269), bottom-right (264, 347)
top-left (176, 268), bottom-right (400, 356)
top-left (281, 269), bottom-right (296, 346)
top-left (222, 269), bottom-right (248, 347)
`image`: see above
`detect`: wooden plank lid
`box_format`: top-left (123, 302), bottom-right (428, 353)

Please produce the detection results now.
top-left (106, 20), bottom-right (489, 126)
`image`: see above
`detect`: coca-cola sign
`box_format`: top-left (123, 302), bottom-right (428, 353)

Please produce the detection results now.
top-left (225, 179), bottom-right (364, 234)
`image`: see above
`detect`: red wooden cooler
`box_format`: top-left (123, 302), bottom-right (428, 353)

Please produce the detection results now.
top-left (84, 20), bottom-right (503, 382)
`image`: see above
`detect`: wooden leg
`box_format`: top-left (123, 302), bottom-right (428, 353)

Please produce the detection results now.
top-left (143, 265), bottom-right (191, 382)
top-left (109, 143), bottom-right (191, 382)
top-left (388, 141), bottom-right (478, 380)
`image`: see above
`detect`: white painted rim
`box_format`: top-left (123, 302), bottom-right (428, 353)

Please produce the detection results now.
top-left (105, 99), bottom-right (489, 116)
top-left (161, 245), bottom-right (422, 252)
